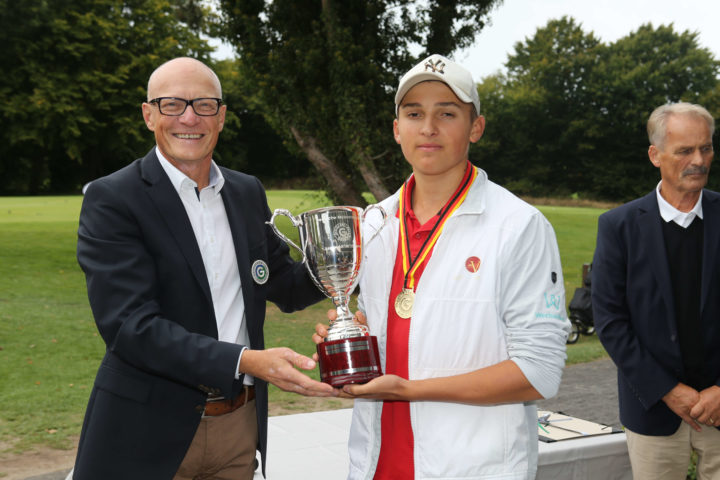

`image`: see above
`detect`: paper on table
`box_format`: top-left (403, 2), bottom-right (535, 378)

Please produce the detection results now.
top-left (538, 410), bottom-right (619, 442)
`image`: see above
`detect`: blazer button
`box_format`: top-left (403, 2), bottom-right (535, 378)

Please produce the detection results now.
top-left (670, 335), bottom-right (677, 342)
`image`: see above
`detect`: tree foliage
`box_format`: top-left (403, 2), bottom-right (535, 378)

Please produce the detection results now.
top-left (5, 5), bottom-right (718, 203)
top-left (212, 59), bottom-right (309, 183)
top-left (475, 18), bottom-right (720, 201)
top-left (0, 0), bottom-right (214, 194)
top-left (218, 0), bottom-right (503, 205)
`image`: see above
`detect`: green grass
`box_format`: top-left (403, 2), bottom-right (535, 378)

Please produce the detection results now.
top-left (0, 194), bottom-right (609, 455)
top-left (265, 189), bottom-right (331, 213)
top-left (537, 205), bottom-right (599, 296)
top-left (0, 197), bottom-right (99, 452)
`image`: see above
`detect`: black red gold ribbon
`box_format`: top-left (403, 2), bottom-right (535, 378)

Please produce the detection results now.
top-left (394, 163), bottom-right (477, 318)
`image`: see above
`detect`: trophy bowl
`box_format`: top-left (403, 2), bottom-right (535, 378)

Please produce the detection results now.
top-left (268, 205), bottom-right (385, 387)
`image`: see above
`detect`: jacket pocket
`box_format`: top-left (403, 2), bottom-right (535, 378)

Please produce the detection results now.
top-left (94, 364), bottom-right (152, 404)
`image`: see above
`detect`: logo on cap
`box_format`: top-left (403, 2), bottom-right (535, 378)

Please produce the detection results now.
top-left (424, 59), bottom-right (445, 74)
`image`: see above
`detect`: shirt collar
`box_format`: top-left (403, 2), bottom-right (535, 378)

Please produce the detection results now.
top-left (655, 180), bottom-right (703, 228)
top-left (397, 161), bottom-right (475, 220)
top-left (155, 146), bottom-right (225, 196)
top-left (387, 165), bottom-right (488, 220)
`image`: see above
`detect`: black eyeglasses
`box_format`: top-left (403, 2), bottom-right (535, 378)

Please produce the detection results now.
top-left (148, 97), bottom-right (223, 116)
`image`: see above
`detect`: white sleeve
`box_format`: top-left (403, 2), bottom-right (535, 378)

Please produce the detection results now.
top-left (500, 212), bottom-right (570, 399)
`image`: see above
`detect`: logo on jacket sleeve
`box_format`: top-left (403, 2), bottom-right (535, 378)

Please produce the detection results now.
top-left (544, 293), bottom-right (562, 310)
top-left (465, 256), bottom-right (482, 273)
top-left (252, 260), bottom-right (269, 284)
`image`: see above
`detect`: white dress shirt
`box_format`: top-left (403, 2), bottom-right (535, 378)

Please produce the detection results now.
top-left (156, 147), bottom-right (252, 384)
top-left (656, 181), bottom-right (704, 228)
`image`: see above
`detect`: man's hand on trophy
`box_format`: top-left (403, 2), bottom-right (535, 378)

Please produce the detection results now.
top-left (239, 347), bottom-right (337, 397)
top-left (311, 310), bottom-right (368, 355)
top-left (312, 309), bottom-right (382, 392)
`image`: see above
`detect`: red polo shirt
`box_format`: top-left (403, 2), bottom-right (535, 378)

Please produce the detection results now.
top-left (374, 163), bottom-right (472, 479)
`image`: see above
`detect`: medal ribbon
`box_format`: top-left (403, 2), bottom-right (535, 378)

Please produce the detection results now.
top-left (398, 162), bottom-right (477, 292)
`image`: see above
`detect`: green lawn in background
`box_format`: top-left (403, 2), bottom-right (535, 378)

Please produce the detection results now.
top-left (538, 205), bottom-right (600, 297)
top-left (0, 197), bottom-right (97, 452)
top-left (0, 194), bottom-right (609, 455)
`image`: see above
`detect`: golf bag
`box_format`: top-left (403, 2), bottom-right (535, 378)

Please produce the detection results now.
top-left (567, 263), bottom-right (594, 344)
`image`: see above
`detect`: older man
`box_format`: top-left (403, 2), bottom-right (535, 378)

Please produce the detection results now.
top-left (592, 102), bottom-right (720, 479)
top-left (72, 57), bottom-right (334, 480)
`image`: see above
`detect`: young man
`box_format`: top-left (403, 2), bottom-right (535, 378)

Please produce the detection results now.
top-left (316, 54), bottom-right (569, 479)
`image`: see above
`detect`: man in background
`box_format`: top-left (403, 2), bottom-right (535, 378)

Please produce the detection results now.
top-left (592, 102), bottom-right (720, 479)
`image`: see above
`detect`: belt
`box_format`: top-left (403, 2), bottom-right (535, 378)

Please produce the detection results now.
top-left (203, 386), bottom-right (255, 417)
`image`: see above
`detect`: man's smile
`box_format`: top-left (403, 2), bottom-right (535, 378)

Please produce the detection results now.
top-left (174, 133), bottom-right (204, 139)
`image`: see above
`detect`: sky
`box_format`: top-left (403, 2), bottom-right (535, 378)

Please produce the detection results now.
top-left (458, 0), bottom-right (720, 80)
top-left (211, 0), bottom-right (720, 82)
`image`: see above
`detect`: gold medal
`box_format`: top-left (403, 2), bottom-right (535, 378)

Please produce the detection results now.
top-left (394, 288), bottom-right (415, 319)
top-left (394, 163), bottom-right (477, 322)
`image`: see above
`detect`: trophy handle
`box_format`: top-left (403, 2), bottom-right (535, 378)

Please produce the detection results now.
top-left (267, 209), bottom-right (306, 263)
top-left (361, 204), bottom-right (388, 244)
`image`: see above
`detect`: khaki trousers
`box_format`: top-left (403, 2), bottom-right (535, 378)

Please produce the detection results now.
top-left (174, 399), bottom-right (258, 480)
top-left (625, 422), bottom-right (720, 480)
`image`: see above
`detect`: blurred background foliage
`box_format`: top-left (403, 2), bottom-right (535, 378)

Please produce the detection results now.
top-left (1, 1), bottom-right (718, 202)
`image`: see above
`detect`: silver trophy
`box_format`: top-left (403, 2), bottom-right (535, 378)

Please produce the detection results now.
top-left (268, 205), bottom-right (386, 386)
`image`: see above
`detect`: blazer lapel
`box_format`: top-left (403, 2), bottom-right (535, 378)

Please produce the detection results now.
top-left (636, 193), bottom-right (676, 326)
top-left (140, 150), bottom-right (213, 305)
top-left (701, 190), bottom-right (720, 312)
top-left (219, 177), bottom-right (259, 342)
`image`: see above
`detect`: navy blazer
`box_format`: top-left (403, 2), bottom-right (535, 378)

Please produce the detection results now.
top-left (592, 189), bottom-right (720, 435)
top-left (74, 149), bottom-right (324, 479)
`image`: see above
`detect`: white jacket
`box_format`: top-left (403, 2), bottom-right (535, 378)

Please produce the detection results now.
top-left (349, 169), bottom-right (570, 480)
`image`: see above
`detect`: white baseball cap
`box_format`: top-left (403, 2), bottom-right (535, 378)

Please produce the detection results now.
top-left (395, 54), bottom-right (481, 116)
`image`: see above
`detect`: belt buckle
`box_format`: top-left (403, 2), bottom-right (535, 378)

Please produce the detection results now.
top-left (201, 386), bottom-right (252, 418)
top-left (202, 394), bottom-right (226, 418)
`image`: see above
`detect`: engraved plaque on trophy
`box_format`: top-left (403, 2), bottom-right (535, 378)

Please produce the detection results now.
top-left (268, 205), bottom-right (386, 387)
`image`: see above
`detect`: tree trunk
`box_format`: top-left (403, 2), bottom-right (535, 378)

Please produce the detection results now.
top-left (290, 126), bottom-right (366, 206)
top-left (355, 154), bottom-right (392, 202)
top-left (319, 0), bottom-right (391, 203)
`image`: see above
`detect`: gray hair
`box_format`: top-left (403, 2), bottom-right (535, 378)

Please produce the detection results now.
top-left (647, 102), bottom-right (715, 149)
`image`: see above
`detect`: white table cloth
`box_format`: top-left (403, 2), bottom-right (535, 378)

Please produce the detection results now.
top-left (66, 408), bottom-right (631, 479)
top-left (256, 409), bottom-right (631, 479)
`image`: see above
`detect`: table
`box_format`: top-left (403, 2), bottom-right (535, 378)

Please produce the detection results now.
top-left (66, 408), bottom-right (631, 479)
top-left (256, 408), bottom-right (631, 479)
top-left (537, 432), bottom-right (631, 479)
top-left (254, 409), bottom-right (350, 479)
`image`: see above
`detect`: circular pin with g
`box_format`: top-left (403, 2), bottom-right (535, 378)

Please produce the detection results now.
top-left (251, 260), bottom-right (269, 285)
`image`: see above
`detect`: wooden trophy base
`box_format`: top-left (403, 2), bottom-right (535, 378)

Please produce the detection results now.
top-left (317, 336), bottom-right (382, 387)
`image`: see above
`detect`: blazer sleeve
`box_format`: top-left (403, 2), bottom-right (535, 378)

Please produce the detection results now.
top-left (77, 178), bottom-right (243, 396)
top-left (592, 211), bottom-right (679, 409)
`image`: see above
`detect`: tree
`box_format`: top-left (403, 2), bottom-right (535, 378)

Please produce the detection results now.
top-left (478, 17), bottom-right (603, 196)
top-left (218, 0), bottom-right (503, 205)
top-left (475, 19), bottom-right (719, 201)
top-left (212, 59), bottom-right (309, 183)
top-left (0, 0), bottom-right (213, 194)
top-left (587, 24), bottom-right (720, 199)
